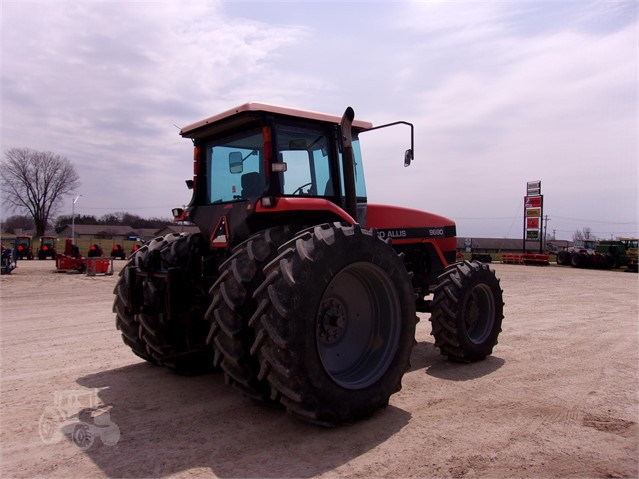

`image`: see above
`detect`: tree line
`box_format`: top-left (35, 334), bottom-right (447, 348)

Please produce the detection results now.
top-left (54, 213), bottom-right (173, 231)
top-left (2, 212), bottom-right (173, 234)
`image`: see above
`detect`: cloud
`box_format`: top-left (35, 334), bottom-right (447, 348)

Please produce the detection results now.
top-left (357, 1), bottom-right (638, 238)
top-left (1, 1), bottom-right (311, 217)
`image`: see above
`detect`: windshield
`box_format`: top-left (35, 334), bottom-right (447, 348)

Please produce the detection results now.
top-left (203, 124), bottom-right (368, 204)
top-left (275, 123), bottom-right (367, 199)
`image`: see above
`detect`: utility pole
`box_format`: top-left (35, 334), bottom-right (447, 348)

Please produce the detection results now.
top-left (543, 215), bottom-right (550, 251)
top-left (71, 194), bottom-right (82, 245)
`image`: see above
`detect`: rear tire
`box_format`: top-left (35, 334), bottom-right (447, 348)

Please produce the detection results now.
top-left (120, 233), bottom-right (215, 374)
top-left (206, 226), bottom-right (298, 400)
top-left (430, 260), bottom-right (503, 362)
top-left (249, 223), bottom-right (417, 425)
top-left (571, 253), bottom-right (585, 268)
top-left (113, 255), bottom-right (158, 365)
top-left (557, 251), bottom-right (569, 265)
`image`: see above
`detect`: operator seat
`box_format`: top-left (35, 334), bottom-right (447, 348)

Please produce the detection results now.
top-left (241, 172), bottom-right (265, 198)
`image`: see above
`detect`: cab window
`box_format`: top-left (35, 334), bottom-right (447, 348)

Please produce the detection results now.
top-left (205, 129), bottom-right (263, 203)
top-left (275, 125), bottom-right (332, 196)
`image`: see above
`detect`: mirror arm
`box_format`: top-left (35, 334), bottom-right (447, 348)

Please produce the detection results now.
top-left (242, 149), bottom-right (258, 161)
top-left (361, 121), bottom-right (415, 166)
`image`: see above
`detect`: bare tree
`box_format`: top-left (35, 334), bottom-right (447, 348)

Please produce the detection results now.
top-left (573, 227), bottom-right (594, 242)
top-left (1, 148), bottom-right (80, 236)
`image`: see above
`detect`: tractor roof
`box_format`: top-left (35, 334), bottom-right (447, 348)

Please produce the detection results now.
top-left (180, 102), bottom-right (373, 139)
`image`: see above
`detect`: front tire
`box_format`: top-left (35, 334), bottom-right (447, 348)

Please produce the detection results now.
top-left (430, 260), bottom-right (503, 362)
top-left (249, 223), bottom-right (417, 425)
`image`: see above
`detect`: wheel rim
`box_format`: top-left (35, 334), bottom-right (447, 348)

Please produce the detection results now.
top-left (464, 284), bottom-right (496, 344)
top-left (316, 262), bottom-right (401, 390)
top-left (72, 423), bottom-right (91, 448)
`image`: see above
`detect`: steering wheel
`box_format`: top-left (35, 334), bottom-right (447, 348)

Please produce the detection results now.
top-left (291, 182), bottom-right (313, 195)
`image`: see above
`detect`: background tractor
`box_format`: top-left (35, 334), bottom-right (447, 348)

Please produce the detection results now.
top-left (110, 244), bottom-right (127, 260)
top-left (87, 244), bottom-right (103, 258)
top-left (598, 238), bottom-right (638, 273)
top-left (14, 235), bottom-right (34, 260)
top-left (556, 239), bottom-right (613, 269)
top-left (114, 103), bottom-right (504, 425)
top-left (38, 236), bottom-right (57, 260)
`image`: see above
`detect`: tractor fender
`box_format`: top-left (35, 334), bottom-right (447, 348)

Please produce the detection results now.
top-left (255, 197), bottom-right (356, 224)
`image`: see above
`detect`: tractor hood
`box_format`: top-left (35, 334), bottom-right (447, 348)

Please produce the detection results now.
top-left (365, 204), bottom-right (456, 240)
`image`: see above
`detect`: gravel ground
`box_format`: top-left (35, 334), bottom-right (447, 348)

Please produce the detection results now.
top-left (1, 259), bottom-right (637, 478)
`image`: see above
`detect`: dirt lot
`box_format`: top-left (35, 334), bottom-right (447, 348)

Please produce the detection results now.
top-left (0, 259), bottom-right (637, 478)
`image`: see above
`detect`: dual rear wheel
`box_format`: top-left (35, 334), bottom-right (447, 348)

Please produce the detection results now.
top-left (113, 233), bottom-right (213, 374)
top-left (207, 223), bottom-right (417, 424)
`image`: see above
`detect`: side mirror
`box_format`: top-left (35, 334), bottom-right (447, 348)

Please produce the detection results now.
top-left (404, 149), bottom-right (413, 167)
top-left (172, 208), bottom-right (184, 219)
top-left (229, 152), bottom-right (243, 174)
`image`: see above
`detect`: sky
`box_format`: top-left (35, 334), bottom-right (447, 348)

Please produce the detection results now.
top-left (1, 0), bottom-right (637, 240)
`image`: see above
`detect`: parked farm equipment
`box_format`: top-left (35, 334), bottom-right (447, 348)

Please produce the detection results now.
top-left (557, 239), bottom-right (615, 270)
top-left (471, 253), bottom-right (493, 263)
top-left (1, 245), bottom-right (17, 274)
top-left (110, 244), bottom-right (126, 260)
top-left (502, 253), bottom-right (549, 266)
top-left (598, 238), bottom-right (638, 273)
top-left (38, 236), bottom-right (57, 260)
top-left (15, 236), bottom-right (34, 260)
top-left (56, 239), bottom-right (113, 275)
top-left (87, 244), bottom-right (103, 258)
top-left (114, 102), bottom-right (505, 425)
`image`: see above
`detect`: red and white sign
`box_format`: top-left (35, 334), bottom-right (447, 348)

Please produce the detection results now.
top-left (527, 217), bottom-right (540, 229)
top-left (525, 196), bottom-right (542, 208)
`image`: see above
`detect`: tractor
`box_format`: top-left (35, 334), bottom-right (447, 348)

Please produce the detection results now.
top-left (15, 235), bottom-right (34, 260)
top-left (38, 236), bottom-right (57, 260)
top-left (620, 237), bottom-right (639, 272)
top-left (113, 103), bottom-right (504, 425)
top-left (110, 244), bottom-right (127, 260)
top-left (87, 244), bottom-right (103, 258)
top-left (598, 238), bottom-right (638, 273)
top-left (557, 239), bottom-right (613, 269)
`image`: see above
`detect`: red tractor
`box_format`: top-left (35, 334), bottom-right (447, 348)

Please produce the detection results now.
top-left (38, 236), bottom-right (57, 260)
top-left (114, 103), bottom-right (504, 425)
top-left (87, 244), bottom-right (103, 258)
top-left (110, 244), bottom-right (127, 260)
top-left (15, 236), bottom-right (34, 260)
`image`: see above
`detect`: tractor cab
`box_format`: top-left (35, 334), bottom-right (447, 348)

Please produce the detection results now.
top-left (177, 103), bottom-right (373, 245)
top-left (38, 236), bottom-right (57, 260)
